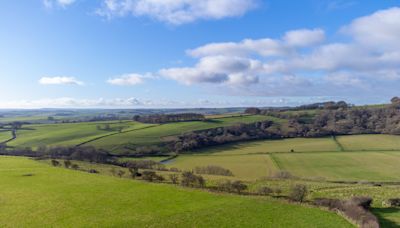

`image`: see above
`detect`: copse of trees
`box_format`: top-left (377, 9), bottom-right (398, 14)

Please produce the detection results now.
top-left (133, 113), bottom-right (205, 124)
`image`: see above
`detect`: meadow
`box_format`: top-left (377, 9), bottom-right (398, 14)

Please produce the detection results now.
top-left (0, 156), bottom-right (352, 227)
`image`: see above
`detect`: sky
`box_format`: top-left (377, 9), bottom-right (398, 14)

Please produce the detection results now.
top-left (0, 0), bottom-right (400, 108)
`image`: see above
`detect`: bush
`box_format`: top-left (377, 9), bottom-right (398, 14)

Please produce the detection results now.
top-left (71, 164), bottom-right (79, 170)
top-left (194, 165), bottom-right (233, 176)
top-left (117, 170), bottom-right (126, 178)
top-left (289, 184), bottom-right (308, 202)
top-left (181, 171), bottom-right (205, 188)
top-left (142, 171), bottom-right (164, 182)
top-left (257, 186), bottom-right (274, 195)
top-left (169, 174), bottom-right (179, 184)
top-left (51, 159), bottom-right (60, 167)
top-left (271, 171), bottom-right (292, 179)
top-left (63, 160), bottom-right (72, 168)
top-left (314, 197), bottom-right (379, 228)
top-left (88, 169), bottom-right (99, 174)
top-left (386, 198), bottom-right (400, 207)
top-left (216, 180), bottom-right (247, 194)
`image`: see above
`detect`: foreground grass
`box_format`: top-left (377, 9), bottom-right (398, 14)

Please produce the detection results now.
top-left (0, 156), bottom-right (352, 227)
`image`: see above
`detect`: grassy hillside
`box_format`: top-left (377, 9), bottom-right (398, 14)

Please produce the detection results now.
top-left (336, 134), bottom-right (400, 151)
top-left (166, 154), bottom-right (278, 180)
top-left (0, 130), bottom-right (12, 142)
top-left (8, 121), bottom-right (148, 149)
top-left (86, 115), bottom-right (272, 153)
top-left (272, 151), bottom-right (400, 181)
top-left (191, 137), bottom-right (339, 155)
top-left (0, 156), bottom-right (352, 227)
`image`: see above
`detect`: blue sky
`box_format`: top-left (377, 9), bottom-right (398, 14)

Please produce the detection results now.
top-left (0, 0), bottom-right (399, 108)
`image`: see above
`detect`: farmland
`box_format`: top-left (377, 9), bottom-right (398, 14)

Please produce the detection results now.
top-left (0, 156), bottom-right (352, 227)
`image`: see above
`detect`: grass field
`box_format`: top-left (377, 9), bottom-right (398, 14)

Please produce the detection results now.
top-left (87, 115), bottom-right (272, 153)
top-left (166, 154), bottom-right (278, 180)
top-left (271, 151), bottom-right (400, 181)
top-left (0, 130), bottom-right (12, 142)
top-left (193, 137), bottom-right (339, 155)
top-left (0, 156), bottom-right (352, 227)
top-left (336, 134), bottom-right (400, 151)
top-left (7, 121), bottom-right (149, 149)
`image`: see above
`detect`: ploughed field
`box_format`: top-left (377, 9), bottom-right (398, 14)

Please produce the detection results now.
top-left (0, 156), bottom-right (352, 227)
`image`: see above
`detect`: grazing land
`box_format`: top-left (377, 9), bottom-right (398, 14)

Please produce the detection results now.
top-left (192, 137), bottom-right (339, 155)
top-left (336, 134), bottom-right (400, 151)
top-left (272, 151), bottom-right (400, 181)
top-left (166, 154), bottom-right (278, 180)
top-left (0, 156), bottom-right (352, 227)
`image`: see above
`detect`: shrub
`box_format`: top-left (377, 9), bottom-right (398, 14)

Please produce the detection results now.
top-left (194, 165), bottom-right (233, 176)
top-left (169, 167), bottom-right (180, 172)
top-left (181, 171), bottom-right (205, 188)
top-left (51, 159), bottom-right (60, 167)
top-left (142, 171), bottom-right (164, 182)
top-left (117, 170), bottom-right (126, 178)
top-left (386, 198), bottom-right (400, 207)
top-left (231, 181), bottom-right (247, 194)
top-left (71, 164), bottom-right (79, 170)
top-left (257, 186), bottom-right (274, 195)
top-left (169, 174), bottom-right (179, 184)
top-left (63, 160), bottom-right (72, 168)
top-left (314, 197), bottom-right (379, 228)
top-left (88, 169), bottom-right (99, 174)
top-left (216, 180), bottom-right (247, 194)
top-left (271, 171), bottom-right (292, 179)
top-left (289, 184), bottom-right (308, 202)
top-left (128, 167), bottom-right (140, 179)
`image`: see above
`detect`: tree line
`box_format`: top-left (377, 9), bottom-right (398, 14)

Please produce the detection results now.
top-left (133, 113), bottom-right (205, 124)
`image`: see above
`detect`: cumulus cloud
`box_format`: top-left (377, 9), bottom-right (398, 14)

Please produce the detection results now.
top-left (96, 0), bottom-right (258, 25)
top-left (283, 29), bottom-right (325, 47)
top-left (158, 7), bottom-right (400, 98)
top-left (160, 56), bottom-right (262, 85)
top-left (107, 73), bottom-right (147, 86)
top-left (342, 7), bottom-right (400, 50)
top-left (39, 77), bottom-right (84, 85)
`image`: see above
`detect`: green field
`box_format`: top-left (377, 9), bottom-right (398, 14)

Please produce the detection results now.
top-left (0, 130), bottom-right (12, 142)
top-left (166, 154), bottom-right (278, 180)
top-left (0, 156), bottom-right (352, 227)
top-left (272, 151), bottom-right (400, 181)
top-left (8, 121), bottom-right (149, 149)
top-left (193, 137), bottom-right (339, 155)
top-left (86, 115), bottom-right (271, 153)
top-left (336, 134), bottom-right (400, 151)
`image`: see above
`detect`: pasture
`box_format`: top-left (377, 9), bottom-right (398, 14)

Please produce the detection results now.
top-left (0, 156), bottom-right (352, 227)
top-left (166, 154), bottom-right (278, 180)
top-left (0, 130), bottom-right (12, 142)
top-left (86, 115), bottom-right (271, 153)
top-left (7, 121), bottom-right (148, 149)
top-left (193, 137), bottom-right (339, 155)
top-left (336, 134), bottom-right (400, 151)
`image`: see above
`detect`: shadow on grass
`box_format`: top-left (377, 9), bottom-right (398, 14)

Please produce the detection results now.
top-left (373, 207), bottom-right (400, 228)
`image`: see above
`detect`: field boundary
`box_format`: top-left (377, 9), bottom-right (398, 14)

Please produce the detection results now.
top-left (269, 154), bottom-right (282, 170)
top-left (332, 136), bottom-right (345, 151)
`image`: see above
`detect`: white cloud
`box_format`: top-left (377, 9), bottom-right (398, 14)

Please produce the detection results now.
top-left (160, 55), bottom-right (262, 85)
top-left (96, 0), bottom-right (258, 25)
top-left (39, 77), bottom-right (84, 85)
top-left (283, 29), bottom-right (325, 47)
top-left (43, 0), bottom-right (76, 8)
top-left (342, 7), bottom-right (400, 50)
top-left (158, 8), bottom-right (400, 98)
top-left (107, 73), bottom-right (147, 86)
